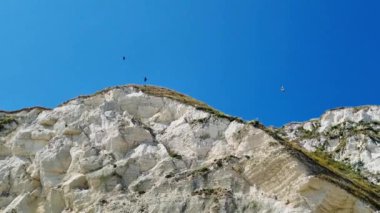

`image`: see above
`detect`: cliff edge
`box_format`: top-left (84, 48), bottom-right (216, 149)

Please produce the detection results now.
top-left (0, 85), bottom-right (378, 212)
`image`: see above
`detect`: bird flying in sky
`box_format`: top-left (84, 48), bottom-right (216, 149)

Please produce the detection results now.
top-left (280, 85), bottom-right (285, 92)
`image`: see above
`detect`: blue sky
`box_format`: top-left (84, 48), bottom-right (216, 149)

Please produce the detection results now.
top-left (1, 1), bottom-right (379, 126)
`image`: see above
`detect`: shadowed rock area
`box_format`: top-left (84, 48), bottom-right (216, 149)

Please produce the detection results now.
top-left (0, 85), bottom-right (378, 212)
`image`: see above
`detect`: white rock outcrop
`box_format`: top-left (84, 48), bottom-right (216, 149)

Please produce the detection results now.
top-left (280, 106), bottom-right (380, 186)
top-left (0, 85), bottom-right (378, 212)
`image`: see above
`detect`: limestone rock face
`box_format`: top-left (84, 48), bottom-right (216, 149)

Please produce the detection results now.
top-left (0, 85), bottom-right (378, 212)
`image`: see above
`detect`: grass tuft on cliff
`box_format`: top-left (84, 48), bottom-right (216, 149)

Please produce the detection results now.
top-left (0, 116), bottom-right (16, 131)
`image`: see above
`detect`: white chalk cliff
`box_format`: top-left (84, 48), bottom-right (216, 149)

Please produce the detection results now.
top-left (0, 85), bottom-right (378, 212)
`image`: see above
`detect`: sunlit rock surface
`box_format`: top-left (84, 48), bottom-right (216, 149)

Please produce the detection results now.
top-left (0, 85), bottom-right (378, 212)
top-left (280, 106), bottom-right (380, 186)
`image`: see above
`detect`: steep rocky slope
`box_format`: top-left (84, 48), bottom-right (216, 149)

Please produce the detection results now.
top-left (0, 85), bottom-right (378, 212)
top-left (277, 106), bottom-right (380, 197)
top-left (279, 106), bottom-right (380, 183)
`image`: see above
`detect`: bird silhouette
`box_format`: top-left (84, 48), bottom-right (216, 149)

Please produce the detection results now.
top-left (122, 56), bottom-right (126, 60)
top-left (144, 77), bottom-right (147, 83)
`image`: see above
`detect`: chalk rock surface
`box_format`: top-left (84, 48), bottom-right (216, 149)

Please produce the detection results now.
top-left (0, 85), bottom-right (378, 212)
top-left (280, 106), bottom-right (380, 185)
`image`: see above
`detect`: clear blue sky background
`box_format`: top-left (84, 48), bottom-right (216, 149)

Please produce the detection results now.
top-left (1, 1), bottom-right (379, 126)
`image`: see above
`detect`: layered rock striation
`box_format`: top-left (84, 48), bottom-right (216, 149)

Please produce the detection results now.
top-left (0, 85), bottom-right (378, 212)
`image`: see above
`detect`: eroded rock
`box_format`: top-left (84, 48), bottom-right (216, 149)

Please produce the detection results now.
top-left (0, 85), bottom-right (377, 212)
